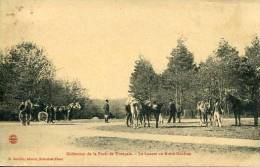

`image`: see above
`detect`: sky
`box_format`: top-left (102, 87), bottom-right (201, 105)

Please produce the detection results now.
top-left (0, 0), bottom-right (260, 99)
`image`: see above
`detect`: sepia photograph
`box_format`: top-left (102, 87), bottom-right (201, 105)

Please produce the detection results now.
top-left (0, 0), bottom-right (260, 166)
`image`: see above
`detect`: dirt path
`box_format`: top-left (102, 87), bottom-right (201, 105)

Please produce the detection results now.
top-left (0, 120), bottom-right (259, 166)
top-left (84, 122), bottom-right (260, 148)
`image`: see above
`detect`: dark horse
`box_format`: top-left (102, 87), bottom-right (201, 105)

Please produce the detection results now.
top-left (125, 104), bottom-right (132, 127)
top-left (224, 94), bottom-right (244, 126)
top-left (142, 101), bottom-right (163, 128)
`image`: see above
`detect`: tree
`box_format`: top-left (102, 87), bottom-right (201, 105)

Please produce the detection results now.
top-left (129, 56), bottom-right (158, 101)
top-left (0, 41), bottom-right (94, 120)
top-left (244, 36), bottom-right (260, 126)
top-left (3, 42), bottom-right (55, 101)
top-left (214, 39), bottom-right (239, 99)
top-left (0, 51), bottom-right (6, 101)
top-left (163, 38), bottom-right (196, 109)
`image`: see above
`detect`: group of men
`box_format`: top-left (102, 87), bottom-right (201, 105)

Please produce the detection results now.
top-left (123, 97), bottom-right (184, 127)
top-left (19, 99), bottom-right (80, 126)
top-left (19, 99), bottom-right (58, 126)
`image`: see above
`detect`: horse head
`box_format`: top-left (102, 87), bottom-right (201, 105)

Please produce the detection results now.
top-left (74, 102), bottom-right (81, 110)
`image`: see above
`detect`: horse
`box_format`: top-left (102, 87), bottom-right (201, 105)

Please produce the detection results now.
top-left (224, 94), bottom-right (243, 126)
top-left (55, 106), bottom-right (68, 120)
top-left (19, 99), bottom-right (33, 126)
top-left (196, 100), bottom-right (211, 126)
top-left (67, 102), bottom-right (81, 121)
top-left (55, 102), bottom-right (81, 121)
top-left (141, 100), bottom-right (153, 127)
top-left (151, 101), bottom-right (163, 128)
top-left (141, 100), bottom-right (163, 128)
top-left (129, 98), bottom-right (142, 129)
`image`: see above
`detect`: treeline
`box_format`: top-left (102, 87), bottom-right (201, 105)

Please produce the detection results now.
top-left (129, 37), bottom-right (260, 125)
top-left (0, 42), bottom-right (99, 120)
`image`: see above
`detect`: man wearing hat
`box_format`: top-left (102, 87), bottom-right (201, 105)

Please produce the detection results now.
top-left (167, 99), bottom-right (177, 123)
top-left (103, 99), bottom-right (110, 123)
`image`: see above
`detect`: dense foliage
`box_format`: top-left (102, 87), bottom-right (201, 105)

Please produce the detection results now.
top-left (0, 42), bottom-right (98, 120)
top-left (129, 37), bottom-right (260, 125)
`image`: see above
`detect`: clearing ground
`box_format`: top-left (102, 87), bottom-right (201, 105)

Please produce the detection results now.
top-left (0, 118), bottom-right (259, 166)
top-left (97, 118), bottom-right (260, 140)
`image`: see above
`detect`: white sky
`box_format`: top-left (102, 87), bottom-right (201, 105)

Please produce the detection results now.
top-left (1, 0), bottom-right (260, 99)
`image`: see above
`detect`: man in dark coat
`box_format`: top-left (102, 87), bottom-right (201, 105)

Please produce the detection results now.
top-left (125, 104), bottom-right (132, 127)
top-left (46, 104), bottom-right (55, 123)
top-left (177, 103), bottom-right (183, 123)
top-left (103, 99), bottom-right (110, 123)
top-left (167, 99), bottom-right (177, 123)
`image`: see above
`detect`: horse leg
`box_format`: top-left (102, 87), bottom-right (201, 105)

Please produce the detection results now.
top-left (155, 113), bottom-right (159, 128)
top-left (167, 113), bottom-right (172, 123)
top-left (132, 115), bottom-right (134, 128)
top-left (137, 116), bottom-right (139, 128)
top-left (25, 113), bottom-right (29, 125)
top-left (139, 114), bottom-right (143, 125)
top-left (209, 113), bottom-right (213, 126)
top-left (126, 114), bottom-right (128, 127)
top-left (211, 113), bottom-right (214, 126)
top-left (147, 114), bottom-right (150, 127)
top-left (238, 113), bottom-right (241, 126)
top-left (142, 114), bottom-right (145, 127)
top-left (217, 113), bottom-right (221, 127)
top-left (203, 113), bottom-right (207, 125)
top-left (205, 113), bottom-right (208, 126)
top-left (143, 114), bottom-right (146, 127)
top-left (234, 113), bottom-right (238, 126)
top-left (23, 113), bottom-right (27, 126)
top-left (159, 113), bottom-right (162, 124)
top-left (126, 113), bottom-right (130, 127)
top-left (24, 114), bottom-right (28, 126)
top-left (132, 115), bottom-right (135, 128)
top-left (27, 113), bottom-right (30, 125)
top-left (199, 111), bottom-right (203, 126)
top-left (161, 114), bottom-right (164, 124)
top-left (214, 113), bottom-right (217, 127)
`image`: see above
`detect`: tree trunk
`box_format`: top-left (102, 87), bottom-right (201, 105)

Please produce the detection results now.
top-left (254, 110), bottom-right (258, 126)
top-left (175, 83), bottom-right (178, 105)
top-left (253, 88), bottom-right (259, 126)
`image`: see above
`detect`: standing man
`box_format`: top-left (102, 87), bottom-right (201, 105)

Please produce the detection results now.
top-left (47, 104), bottom-right (55, 123)
top-left (125, 103), bottom-right (132, 127)
top-left (103, 99), bottom-right (110, 123)
top-left (177, 103), bottom-right (183, 123)
top-left (167, 99), bottom-right (177, 123)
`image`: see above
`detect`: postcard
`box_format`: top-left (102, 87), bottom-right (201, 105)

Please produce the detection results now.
top-left (0, 0), bottom-right (259, 166)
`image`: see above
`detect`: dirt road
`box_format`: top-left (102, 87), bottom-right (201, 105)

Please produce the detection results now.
top-left (0, 120), bottom-right (259, 166)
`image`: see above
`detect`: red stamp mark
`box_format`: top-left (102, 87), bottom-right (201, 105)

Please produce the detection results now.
top-left (9, 134), bottom-right (18, 144)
